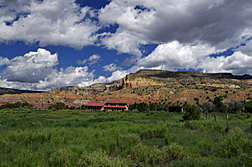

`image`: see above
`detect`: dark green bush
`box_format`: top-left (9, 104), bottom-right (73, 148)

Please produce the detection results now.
top-left (213, 96), bottom-right (226, 113)
top-left (0, 102), bottom-right (33, 109)
top-left (245, 101), bottom-right (252, 113)
top-left (162, 142), bottom-right (185, 161)
top-left (129, 102), bottom-right (168, 112)
top-left (183, 104), bottom-right (201, 120)
top-left (49, 102), bottom-right (66, 110)
top-left (227, 100), bottom-right (244, 113)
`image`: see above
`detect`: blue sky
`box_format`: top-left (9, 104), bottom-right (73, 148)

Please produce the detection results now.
top-left (0, 0), bottom-right (252, 91)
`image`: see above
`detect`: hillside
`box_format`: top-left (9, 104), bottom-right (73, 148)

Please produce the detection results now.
top-left (1, 69), bottom-right (252, 107)
top-left (89, 70), bottom-right (252, 105)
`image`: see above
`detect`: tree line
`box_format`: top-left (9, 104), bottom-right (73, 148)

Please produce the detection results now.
top-left (0, 102), bottom-right (33, 110)
top-left (1, 96), bottom-right (252, 114)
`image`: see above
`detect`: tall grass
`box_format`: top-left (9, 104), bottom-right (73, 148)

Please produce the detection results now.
top-left (0, 109), bottom-right (251, 166)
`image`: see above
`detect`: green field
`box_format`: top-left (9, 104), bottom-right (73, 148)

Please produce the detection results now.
top-left (0, 109), bottom-right (252, 167)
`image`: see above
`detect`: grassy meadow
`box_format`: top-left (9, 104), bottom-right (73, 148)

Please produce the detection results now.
top-left (0, 109), bottom-right (252, 167)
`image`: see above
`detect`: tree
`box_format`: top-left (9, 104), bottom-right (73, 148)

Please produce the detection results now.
top-left (149, 102), bottom-right (158, 111)
top-left (227, 100), bottom-right (244, 113)
top-left (0, 102), bottom-right (32, 110)
top-left (245, 101), bottom-right (252, 113)
top-left (199, 102), bottom-right (214, 113)
top-left (137, 102), bottom-right (149, 112)
top-left (51, 102), bottom-right (66, 110)
top-left (213, 96), bottom-right (226, 113)
top-left (182, 104), bottom-right (201, 120)
top-left (129, 102), bottom-right (148, 112)
top-left (194, 97), bottom-right (199, 104)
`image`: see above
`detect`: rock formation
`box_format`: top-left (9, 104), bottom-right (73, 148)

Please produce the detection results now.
top-left (122, 74), bottom-right (164, 88)
top-left (52, 80), bottom-right (123, 95)
top-left (51, 69), bottom-right (252, 96)
top-left (51, 72), bottom-right (164, 95)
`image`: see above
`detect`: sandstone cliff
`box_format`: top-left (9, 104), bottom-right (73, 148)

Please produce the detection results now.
top-left (51, 72), bottom-right (164, 95)
top-left (122, 74), bottom-right (164, 88)
top-left (51, 69), bottom-right (252, 96)
top-left (51, 79), bottom-right (123, 95)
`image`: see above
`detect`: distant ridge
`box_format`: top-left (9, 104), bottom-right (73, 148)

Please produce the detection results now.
top-left (0, 87), bottom-right (45, 95)
top-left (51, 69), bottom-right (252, 96)
top-left (133, 69), bottom-right (252, 80)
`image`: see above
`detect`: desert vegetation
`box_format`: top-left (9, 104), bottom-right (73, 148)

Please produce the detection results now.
top-left (0, 107), bottom-right (252, 166)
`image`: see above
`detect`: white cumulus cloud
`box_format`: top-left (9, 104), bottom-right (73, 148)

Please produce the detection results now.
top-left (0, 0), bottom-right (99, 48)
top-left (77, 54), bottom-right (101, 66)
top-left (0, 48), bottom-right (97, 90)
top-left (99, 0), bottom-right (252, 52)
top-left (0, 57), bottom-right (9, 66)
top-left (103, 63), bottom-right (122, 72)
top-left (2, 48), bottom-right (58, 83)
top-left (137, 41), bottom-right (218, 70)
top-left (199, 51), bottom-right (252, 75)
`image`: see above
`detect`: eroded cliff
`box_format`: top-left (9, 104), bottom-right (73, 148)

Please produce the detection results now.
top-left (51, 72), bottom-right (164, 95)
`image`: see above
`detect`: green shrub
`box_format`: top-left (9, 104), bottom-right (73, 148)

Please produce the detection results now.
top-left (245, 101), bottom-right (252, 113)
top-left (138, 126), bottom-right (167, 139)
top-left (149, 143), bottom-right (185, 165)
top-left (213, 96), bottom-right (226, 113)
top-left (170, 156), bottom-right (252, 167)
top-left (227, 100), bottom-right (244, 113)
top-left (118, 133), bottom-right (140, 154)
top-left (142, 138), bottom-right (165, 148)
top-left (77, 150), bottom-right (127, 167)
top-left (164, 132), bottom-right (176, 145)
top-left (149, 146), bottom-right (165, 165)
top-left (218, 127), bottom-right (252, 158)
top-left (12, 149), bottom-right (38, 167)
top-left (163, 142), bottom-right (185, 161)
top-left (0, 138), bottom-right (9, 150)
top-left (183, 104), bottom-right (201, 120)
top-left (189, 120), bottom-right (226, 133)
top-left (132, 142), bottom-right (185, 166)
top-left (31, 121), bottom-right (42, 127)
top-left (132, 143), bottom-right (149, 166)
top-left (49, 149), bottom-right (72, 167)
top-left (198, 139), bottom-right (213, 157)
top-left (49, 102), bottom-right (66, 110)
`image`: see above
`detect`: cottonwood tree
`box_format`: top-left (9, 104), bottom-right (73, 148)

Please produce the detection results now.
top-left (227, 100), bottom-right (244, 113)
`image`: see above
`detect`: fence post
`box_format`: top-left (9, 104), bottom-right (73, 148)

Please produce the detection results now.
top-left (226, 115), bottom-right (229, 133)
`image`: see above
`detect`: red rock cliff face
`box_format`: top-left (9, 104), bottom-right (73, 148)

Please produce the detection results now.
top-left (122, 74), bottom-right (164, 89)
top-left (52, 80), bottom-right (123, 95)
top-left (51, 73), bottom-right (164, 95)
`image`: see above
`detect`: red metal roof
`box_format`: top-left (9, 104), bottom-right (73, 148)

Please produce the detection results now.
top-left (106, 102), bottom-right (127, 105)
top-left (104, 106), bottom-right (126, 109)
top-left (85, 102), bottom-right (105, 107)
